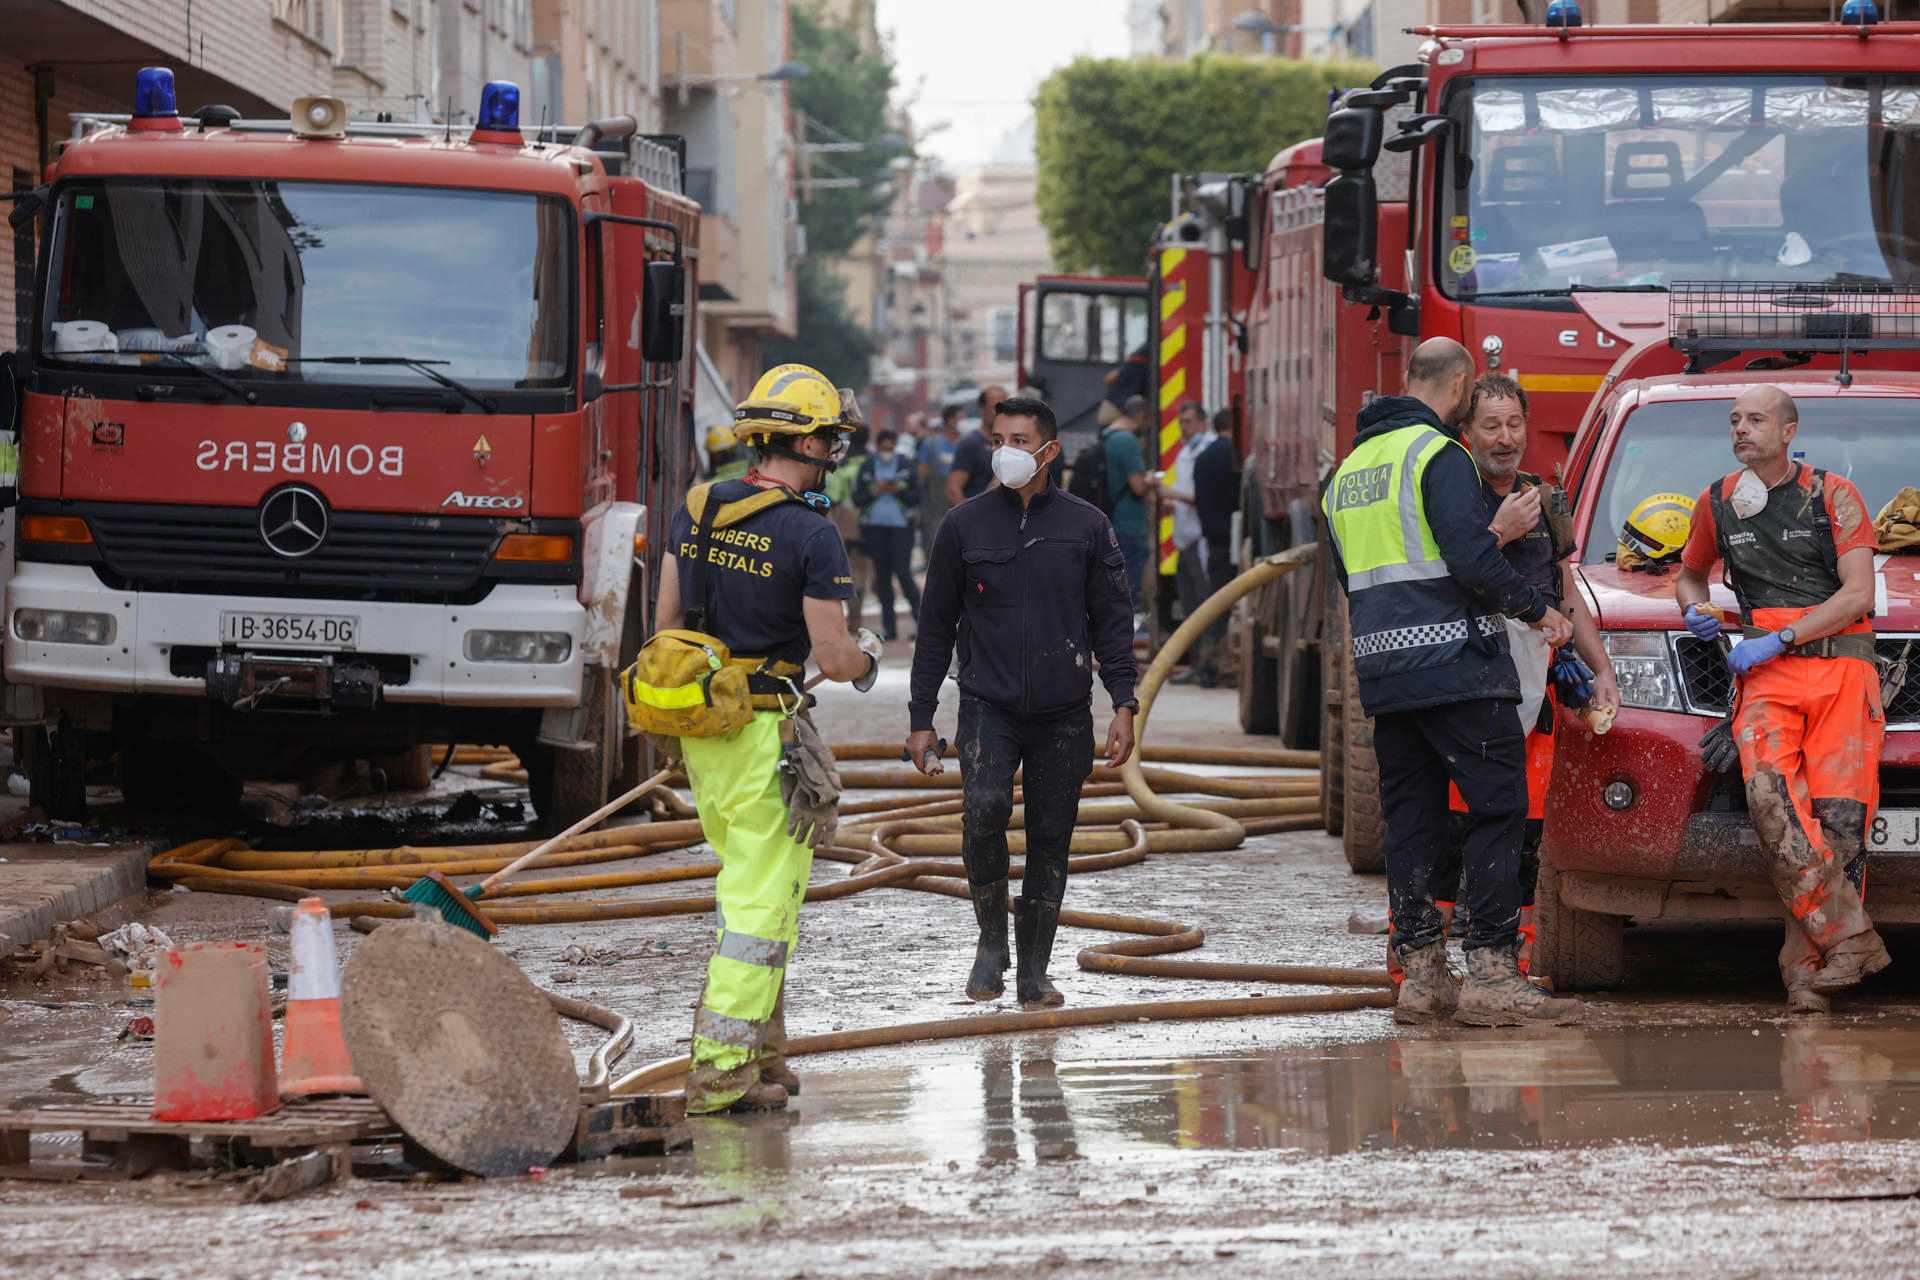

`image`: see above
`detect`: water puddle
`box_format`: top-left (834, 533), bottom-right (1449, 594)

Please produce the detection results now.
top-left (691, 1025), bottom-right (1920, 1171)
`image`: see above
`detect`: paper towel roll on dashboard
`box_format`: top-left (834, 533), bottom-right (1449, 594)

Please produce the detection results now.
top-left (205, 324), bottom-right (258, 371)
top-left (51, 320), bottom-right (117, 353)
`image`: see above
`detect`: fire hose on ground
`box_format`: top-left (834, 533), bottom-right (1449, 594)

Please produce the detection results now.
top-left (146, 543), bottom-right (1394, 1093)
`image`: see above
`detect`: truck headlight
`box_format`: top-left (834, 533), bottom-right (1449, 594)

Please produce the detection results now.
top-left (463, 629), bottom-right (572, 664)
top-left (13, 609), bottom-right (116, 645)
top-left (1601, 631), bottom-right (1681, 711)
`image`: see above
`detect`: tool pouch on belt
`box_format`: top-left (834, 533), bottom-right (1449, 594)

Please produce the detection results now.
top-left (778, 711), bottom-right (841, 850)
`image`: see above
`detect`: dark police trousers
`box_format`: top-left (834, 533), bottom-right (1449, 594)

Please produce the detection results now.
top-left (1373, 697), bottom-right (1526, 953)
top-left (957, 696), bottom-right (1095, 904)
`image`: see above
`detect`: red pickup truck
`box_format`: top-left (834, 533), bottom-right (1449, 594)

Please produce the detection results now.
top-left (1534, 364), bottom-right (1920, 990)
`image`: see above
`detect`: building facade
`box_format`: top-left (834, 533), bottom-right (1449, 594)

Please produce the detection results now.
top-left (939, 160), bottom-right (1053, 393)
top-left (529, 0), bottom-right (664, 137)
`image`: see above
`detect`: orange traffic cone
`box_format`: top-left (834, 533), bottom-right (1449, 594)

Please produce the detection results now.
top-left (279, 897), bottom-right (364, 1098)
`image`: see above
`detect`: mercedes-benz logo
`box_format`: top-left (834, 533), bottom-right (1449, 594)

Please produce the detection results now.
top-left (259, 485), bottom-right (329, 559)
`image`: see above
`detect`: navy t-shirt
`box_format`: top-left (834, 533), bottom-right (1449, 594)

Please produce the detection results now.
top-left (950, 429), bottom-right (994, 499)
top-left (669, 481), bottom-right (854, 664)
top-left (1480, 475), bottom-right (1563, 609)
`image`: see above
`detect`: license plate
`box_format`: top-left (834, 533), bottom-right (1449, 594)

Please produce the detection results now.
top-left (1869, 809), bottom-right (1920, 853)
top-left (220, 611), bottom-right (358, 650)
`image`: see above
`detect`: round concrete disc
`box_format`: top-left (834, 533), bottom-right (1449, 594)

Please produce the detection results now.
top-left (341, 920), bottom-right (577, 1176)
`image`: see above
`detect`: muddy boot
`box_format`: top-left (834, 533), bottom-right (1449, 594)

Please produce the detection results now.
top-left (1393, 939), bottom-right (1459, 1026)
top-left (1014, 895), bottom-right (1066, 1010)
top-left (967, 878), bottom-right (1011, 1002)
top-left (716, 1082), bottom-right (790, 1114)
top-left (759, 988), bottom-right (800, 1096)
top-left (1808, 928), bottom-right (1892, 995)
top-left (1787, 986), bottom-right (1832, 1016)
top-left (1455, 945), bottom-right (1584, 1027)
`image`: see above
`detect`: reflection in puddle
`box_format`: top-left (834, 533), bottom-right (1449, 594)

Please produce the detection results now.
top-left (754, 1025), bottom-right (1920, 1168)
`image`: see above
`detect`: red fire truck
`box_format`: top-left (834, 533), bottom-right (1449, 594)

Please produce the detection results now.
top-left (2, 69), bottom-right (700, 826)
top-left (1239, 11), bottom-right (1920, 869)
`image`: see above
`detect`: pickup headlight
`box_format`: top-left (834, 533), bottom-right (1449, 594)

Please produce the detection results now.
top-left (1601, 631), bottom-right (1682, 711)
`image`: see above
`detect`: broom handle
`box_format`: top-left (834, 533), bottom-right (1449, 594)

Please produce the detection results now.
top-left (479, 765), bottom-right (676, 893)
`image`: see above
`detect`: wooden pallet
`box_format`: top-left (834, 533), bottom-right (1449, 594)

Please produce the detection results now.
top-left (0, 1097), bottom-right (401, 1180)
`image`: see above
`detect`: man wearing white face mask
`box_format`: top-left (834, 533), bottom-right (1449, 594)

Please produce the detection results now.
top-left (906, 396), bottom-right (1139, 1011)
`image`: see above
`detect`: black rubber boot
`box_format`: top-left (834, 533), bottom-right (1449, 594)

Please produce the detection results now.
top-left (967, 879), bottom-right (1010, 1001)
top-left (1015, 895), bottom-right (1065, 1010)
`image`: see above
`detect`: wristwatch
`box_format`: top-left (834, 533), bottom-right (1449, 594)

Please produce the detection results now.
top-left (1779, 625), bottom-right (1798, 649)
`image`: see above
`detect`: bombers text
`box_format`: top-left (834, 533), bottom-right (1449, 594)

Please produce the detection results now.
top-left (195, 440), bottom-right (405, 477)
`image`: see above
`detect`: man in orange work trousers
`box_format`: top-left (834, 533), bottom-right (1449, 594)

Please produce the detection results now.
top-left (1676, 385), bottom-right (1891, 1015)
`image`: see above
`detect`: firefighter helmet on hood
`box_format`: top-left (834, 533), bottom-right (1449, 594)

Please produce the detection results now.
top-left (1618, 491), bottom-right (1696, 570)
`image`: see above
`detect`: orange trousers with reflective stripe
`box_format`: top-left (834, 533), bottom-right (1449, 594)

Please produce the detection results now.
top-left (1736, 608), bottom-right (1883, 992)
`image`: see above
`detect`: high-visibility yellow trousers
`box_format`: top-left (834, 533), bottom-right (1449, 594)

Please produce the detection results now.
top-left (679, 711), bottom-right (812, 1113)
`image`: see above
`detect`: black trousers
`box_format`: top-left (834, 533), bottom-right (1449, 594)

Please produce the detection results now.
top-left (957, 696), bottom-right (1095, 904)
top-left (1202, 534), bottom-right (1234, 653)
top-left (860, 523), bottom-right (921, 637)
top-left (1373, 697), bottom-right (1526, 953)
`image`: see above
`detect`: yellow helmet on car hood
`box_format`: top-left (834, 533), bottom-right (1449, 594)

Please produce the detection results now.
top-left (1618, 491), bottom-right (1696, 571)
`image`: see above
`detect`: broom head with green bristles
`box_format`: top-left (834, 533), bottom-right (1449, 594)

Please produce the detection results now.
top-left (399, 869), bottom-right (499, 937)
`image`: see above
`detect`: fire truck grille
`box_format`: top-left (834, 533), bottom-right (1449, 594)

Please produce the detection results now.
top-left (79, 503), bottom-right (505, 603)
top-left (1676, 633), bottom-right (1920, 728)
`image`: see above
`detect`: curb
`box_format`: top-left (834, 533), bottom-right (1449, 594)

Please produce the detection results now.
top-left (0, 844), bottom-right (153, 953)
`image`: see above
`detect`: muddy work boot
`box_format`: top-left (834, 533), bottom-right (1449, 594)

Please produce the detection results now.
top-left (1392, 939), bottom-right (1459, 1026)
top-left (1455, 945), bottom-right (1584, 1027)
top-left (1786, 986), bottom-right (1832, 1016)
top-left (1014, 895), bottom-right (1066, 1010)
top-left (714, 1082), bottom-right (790, 1114)
top-left (759, 988), bottom-right (801, 1096)
top-left (967, 878), bottom-right (1011, 1002)
top-left (1808, 929), bottom-right (1892, 995)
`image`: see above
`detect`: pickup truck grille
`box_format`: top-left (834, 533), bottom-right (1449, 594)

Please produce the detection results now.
top-left (21, 501), bottom-right (574, 605)
top-left (1675, 632), bottom-right (1920, 728)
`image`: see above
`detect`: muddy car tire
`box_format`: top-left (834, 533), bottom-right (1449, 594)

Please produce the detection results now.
top-left (1532, 856), bottom-right (1627, 991)
top-left (1341, 646), bottom-right (1385, 874)
top-left (1320, 606), bottom-right (1345, 837)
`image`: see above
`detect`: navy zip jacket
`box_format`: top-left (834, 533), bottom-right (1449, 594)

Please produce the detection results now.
top-left (910, 483), bottom-right (1137, 730)
top-left (1329, 396), bottom-right (1548, 715)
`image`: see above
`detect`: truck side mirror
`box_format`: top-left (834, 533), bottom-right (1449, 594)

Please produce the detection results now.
top-left (1322, 172), bottom-right (1379, 289)
top-left (1383, 114), bottom-right (1452, 154)
top-left (1322, 107), bottom-right (1383, 172)
top-left (642, 259), bottom-right (686, 364)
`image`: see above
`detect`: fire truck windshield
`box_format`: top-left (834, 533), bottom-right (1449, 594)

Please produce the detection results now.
top-left (1441, 75), bottom-right (1920, 303)
top-left (45, 179), bottom-right (572, 390)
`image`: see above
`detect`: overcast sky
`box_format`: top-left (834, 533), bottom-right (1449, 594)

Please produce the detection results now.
top-left (874, 0), bottom-right (1131, 172)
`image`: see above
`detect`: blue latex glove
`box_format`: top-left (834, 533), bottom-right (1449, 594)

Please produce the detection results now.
top-left (1726, 630), bottom-right (1786, 677)
top-left (1682, 604), bottom-right (1722, 642)
top-left (1550, 648), bottom-right (1596, 708)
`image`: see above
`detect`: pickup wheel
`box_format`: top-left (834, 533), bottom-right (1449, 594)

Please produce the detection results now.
top-left (1235, 537), bottom-right (1279, 736)
top-left (1340, 637), bottom-right (1385, 874)
top-left (1531, 855), bottom-right (1627, 991)
top-left (24, 726), bottom-right (88, 822)
top-left (1320, 605), bottom-right (1345, 837)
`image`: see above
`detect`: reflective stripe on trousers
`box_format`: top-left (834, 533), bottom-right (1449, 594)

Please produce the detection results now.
top-left (679, 710), bottom-right (814, 1111)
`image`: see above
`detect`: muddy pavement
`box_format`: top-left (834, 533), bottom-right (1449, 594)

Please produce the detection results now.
top-left (6, 665), bottom-right (1920, 1276)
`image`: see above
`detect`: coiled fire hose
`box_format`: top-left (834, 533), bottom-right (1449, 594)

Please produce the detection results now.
top-left (147, 544), bottom-right (1393, 1092)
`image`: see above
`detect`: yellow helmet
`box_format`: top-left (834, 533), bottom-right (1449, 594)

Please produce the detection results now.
top-left (1618, 492), bottom-right (1696, 571)
top-left (732, 363), bottom-right (850, 446)
top-left (705, 424), bottom-right (738, 454)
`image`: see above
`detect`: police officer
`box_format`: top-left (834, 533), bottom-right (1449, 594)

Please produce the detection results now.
top-left (904, 396), bottom-right (1138, 1009)
top-left (1323, 339), bottom-right (1578, 1028)
top-left (1677, 385), bottom-right (1889, 1014)
top-left (652, 363), bottom-right (882, 1114)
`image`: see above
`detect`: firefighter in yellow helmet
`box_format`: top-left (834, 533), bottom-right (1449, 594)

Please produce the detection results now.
top-left (706, 423), bottom-right (748, 483)
top-left (1617, 492), bottom-right (1695, 571)
top-left (647, 363), bottom-right (882, 1114)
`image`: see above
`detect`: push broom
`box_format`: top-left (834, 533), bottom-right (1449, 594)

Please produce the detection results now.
top-left (400, 765), bottom-right (675, 938)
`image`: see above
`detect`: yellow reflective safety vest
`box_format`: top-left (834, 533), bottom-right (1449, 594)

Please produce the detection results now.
top-left (1322, 421), bottom-right (1505, 694)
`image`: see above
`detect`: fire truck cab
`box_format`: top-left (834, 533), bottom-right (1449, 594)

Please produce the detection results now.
top-left (4, 70), bottom-right (699, 826)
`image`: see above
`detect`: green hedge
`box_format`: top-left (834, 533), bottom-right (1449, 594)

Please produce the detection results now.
top-left (1034, 55), bottom-right (1375, 276)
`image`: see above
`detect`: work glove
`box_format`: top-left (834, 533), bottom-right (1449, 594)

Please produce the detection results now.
top-left (1698, 715), bottom-right (1740, 775)
top-left (1550, 649), bottom-right (1596, 708)
top-left (778, 712), bottom-right (842, 850)
top-left (1726, 630), bottom-right (1786, 677)
top-left (853, 627), bottom-right (883, 693)
top-left (1682, 604), bottom-right (1723, 643)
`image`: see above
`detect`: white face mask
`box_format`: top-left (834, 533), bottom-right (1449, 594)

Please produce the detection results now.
top-left (991, 444), bottom-right (1043, 489)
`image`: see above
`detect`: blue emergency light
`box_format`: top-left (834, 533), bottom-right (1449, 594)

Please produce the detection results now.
top-left (1841, 0), bottom-right (1881, 23)
top-left (1544, 1), bottom-right (1582, 27)
top-left (477, 81), bottom-right (521, 133)
top-left (134, 67), bottom-right (177, 119)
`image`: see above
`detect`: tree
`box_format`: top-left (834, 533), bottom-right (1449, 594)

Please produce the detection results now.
top-left (1033, 55), bottom-right (1374, 276)
top-left (790, 4), bottom-right (900, 258)
top-left (764, 258), bottom-right (875, 390)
